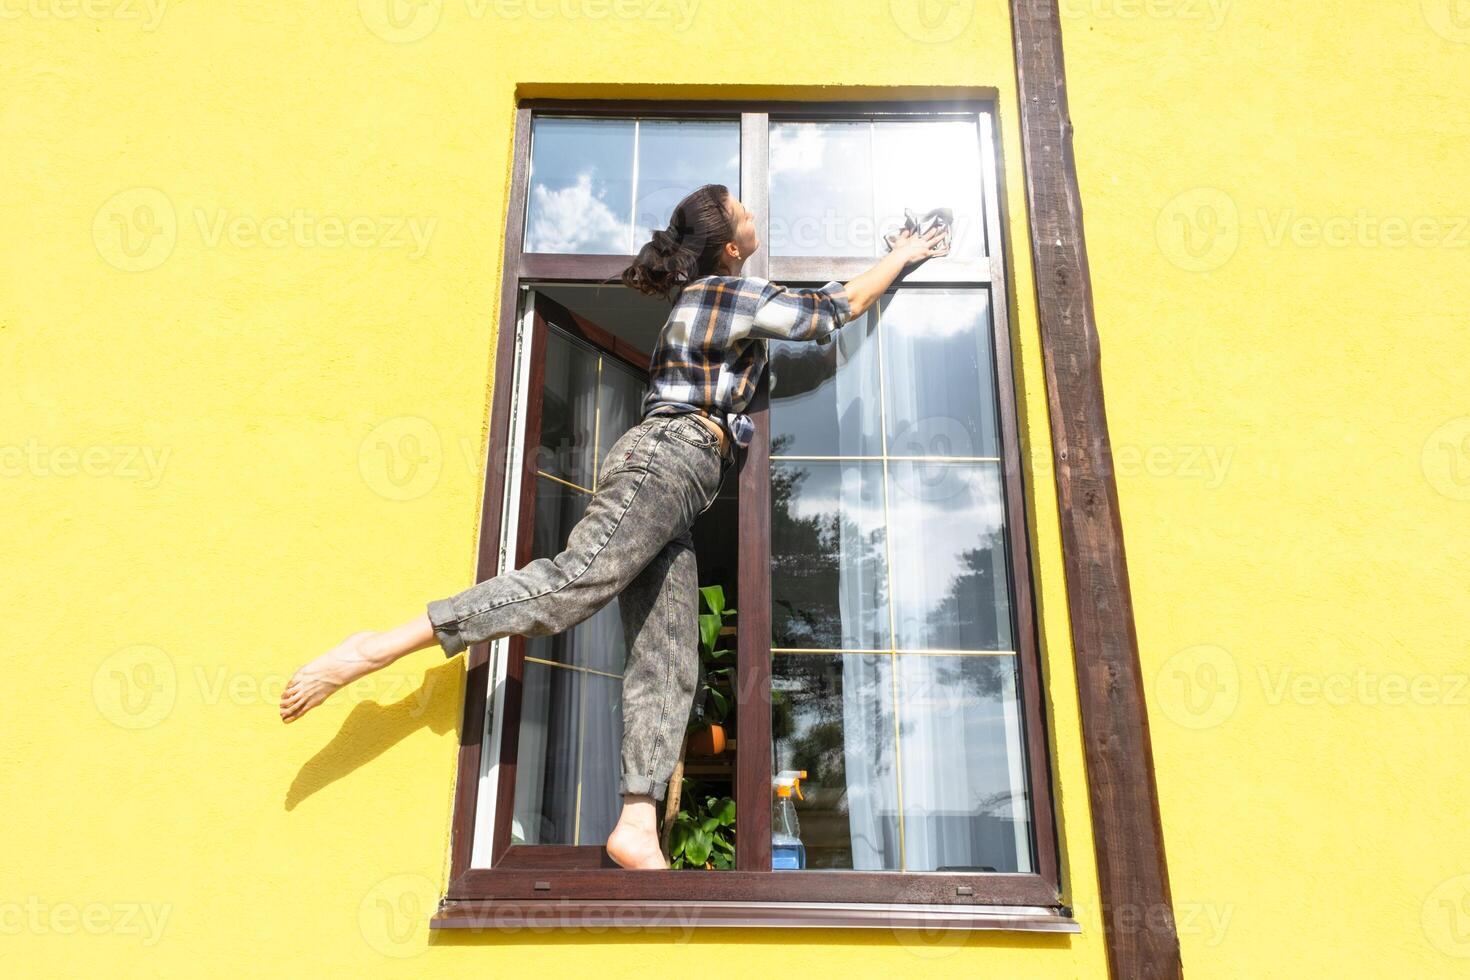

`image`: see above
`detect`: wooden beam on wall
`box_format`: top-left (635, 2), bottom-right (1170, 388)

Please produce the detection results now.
top-left (1007, 2), bottom-right (1183, 977)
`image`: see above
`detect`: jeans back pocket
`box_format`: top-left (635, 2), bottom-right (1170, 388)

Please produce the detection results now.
top-left (598, 419), bottom-right (658, 481)
top-left (667, 414), bottom-right (719, 451)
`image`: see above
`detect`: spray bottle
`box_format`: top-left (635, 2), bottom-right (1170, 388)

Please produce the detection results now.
top-left (772, 769), bottom-right (807, 870)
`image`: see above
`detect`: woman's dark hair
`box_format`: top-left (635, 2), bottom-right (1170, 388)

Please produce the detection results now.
top-left (620, 183), bottom-right (736, 301)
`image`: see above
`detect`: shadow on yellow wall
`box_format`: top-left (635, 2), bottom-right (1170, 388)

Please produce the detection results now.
top-left (285, 661), bottom-right (464, 811)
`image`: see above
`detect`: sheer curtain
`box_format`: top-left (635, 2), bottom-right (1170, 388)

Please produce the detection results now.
top-left (892, 655), bottom-right (1031, 872)
top-left (830, 324), bottom-right (898, 869)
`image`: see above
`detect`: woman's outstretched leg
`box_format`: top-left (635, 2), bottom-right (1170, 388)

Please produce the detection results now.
top-left (280, 415), bottom-right (722, 725)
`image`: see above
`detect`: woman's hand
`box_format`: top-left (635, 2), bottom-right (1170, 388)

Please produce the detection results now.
top-left (842, 223), bottom-right (953, 319)
top-left (891, 224), bottom-right (951, 266)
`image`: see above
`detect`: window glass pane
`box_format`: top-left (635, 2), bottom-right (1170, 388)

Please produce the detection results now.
top-left (772, 653), bottom-right (900, 870)
top-left (769, 117), bottom-right (986, 263)
top-left (525, 117), bottom-right (635, 254)
top-left (596, 357), bottom-right (648, 478)
top-left (769, 309), bottom-right (882, 458)
top-left (633, 119), bottom-right (740, 241)
top-left (771, 461), bottom-right (889, 650)
top-left (538, 331), bottom-right (600, 488)
top-left (769, 121), bottom-right (874, 257)
top-left (770, 653), bottom-right (1031, 873)
top-left (894, 654), bottom-right (1032, 872)
top-left (881, 289), bottom-right (1000, 460)
top-left (529, 477), bottom-right (627, 675)
top-left (887, 463), bottom-right (1012, 651)
top-left (872, 119), bottom-right (985, 264)
top-left (512, 662), bottom-right (624, 847)
top-left (576, 672), bottom-right (623, 845)
top-left (513, 660), bottom-right (580, 844)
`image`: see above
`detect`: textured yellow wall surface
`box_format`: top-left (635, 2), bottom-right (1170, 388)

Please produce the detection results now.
top-left (2, 1), bottom-right (1465, 977)
top-left (1060, 1), bottom-right (1470, 976)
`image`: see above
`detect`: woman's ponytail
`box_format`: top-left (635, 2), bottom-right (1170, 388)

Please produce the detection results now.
top-left (621, 183), bottom-right (735, 301)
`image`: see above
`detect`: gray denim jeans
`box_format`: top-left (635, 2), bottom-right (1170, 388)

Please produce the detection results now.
top-left (426, 413), bottom-right (730, 803)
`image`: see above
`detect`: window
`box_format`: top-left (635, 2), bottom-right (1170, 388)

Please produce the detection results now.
top-left (436, 100), bottom-right (1070, 932)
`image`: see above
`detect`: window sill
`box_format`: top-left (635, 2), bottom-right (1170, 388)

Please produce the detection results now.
top-left (431, 898), bottom-right (1080, 933)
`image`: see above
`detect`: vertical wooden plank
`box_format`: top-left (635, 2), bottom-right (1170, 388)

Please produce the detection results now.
top-left (1008, 3), bottom-right (1182, 977)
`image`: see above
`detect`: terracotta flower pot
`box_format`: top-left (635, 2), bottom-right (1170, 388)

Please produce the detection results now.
top-left (688, 723), bottom-right (726, 756)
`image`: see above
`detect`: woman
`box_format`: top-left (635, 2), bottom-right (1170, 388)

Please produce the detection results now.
top-left (278, 183), bottom-right (949, 869)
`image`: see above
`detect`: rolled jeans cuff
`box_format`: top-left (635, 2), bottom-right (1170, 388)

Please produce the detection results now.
top-left (426, 597), bottom-right (469, 657)
top-left (619, 772), bottom-right (669, 802)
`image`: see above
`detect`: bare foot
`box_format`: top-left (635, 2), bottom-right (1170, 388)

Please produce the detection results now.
top-left (606, 822), bottom-right (668, 869)
top-left (605, 794), bottom-right (668, 869)
top-left (279, 631), bottom-right (386, 723)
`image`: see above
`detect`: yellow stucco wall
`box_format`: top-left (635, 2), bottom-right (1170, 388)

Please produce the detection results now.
top-left (1060, 2), bottom-right (1470, 976)
top-left (2, 1), bottom-right (1464, 977)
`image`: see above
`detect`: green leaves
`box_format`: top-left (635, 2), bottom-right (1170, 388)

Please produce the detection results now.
top-left (694, 581), bottom-right (738, 726)
top-left (699, 585), bottom-right (726, 618)
top-left (699, 612), bottom-right (722, 656)
top-left (668, 781), bottom-right (736, 870)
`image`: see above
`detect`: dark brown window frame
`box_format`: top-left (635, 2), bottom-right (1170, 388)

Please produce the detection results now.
top-left (432, 95), bottom-right (1082, 934)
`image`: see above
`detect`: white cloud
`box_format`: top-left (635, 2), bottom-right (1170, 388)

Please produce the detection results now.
top-left (526, 171), bottom-right (629, 253)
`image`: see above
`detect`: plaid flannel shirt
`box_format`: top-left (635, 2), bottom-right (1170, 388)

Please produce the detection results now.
top-left (641, 274), bottom-right (855, 449)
